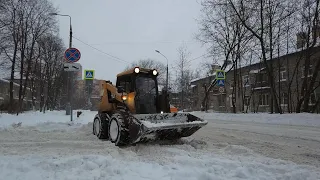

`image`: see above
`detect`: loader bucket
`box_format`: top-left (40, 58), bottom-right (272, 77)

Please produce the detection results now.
top-left (128, 112), bottom-right (208, 144)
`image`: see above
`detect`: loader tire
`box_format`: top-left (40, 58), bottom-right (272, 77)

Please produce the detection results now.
top-left (108, 113), bottom-right (129, 146)
top-left (93, 114), bottom-right (109, 139)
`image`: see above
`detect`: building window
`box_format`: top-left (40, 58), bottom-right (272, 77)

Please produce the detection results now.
top-left (229, 94), bottom-right (236, 107)
top-left (244, 96), bottom-right (250, 106)
top-left (301, 90), bottom-right (317, 105)
top-left (242, 75), bottom-right (250, 87)
top-left (301, 65), bottom-right (312, 78)
top-left (279, 67), bottom-right (287, 81)
top-left (281, 92), bottom-right (288, 105)
top-left (229, 80), bottom-right (234, 89)
top-left (218, 95), bottom-right (226, 107)
top-left (309, 91), bottom-right (317, 105)
top-left (259, 94), bottom-right (269, 106)
top-left (257, 72), bottom-right (268, 83)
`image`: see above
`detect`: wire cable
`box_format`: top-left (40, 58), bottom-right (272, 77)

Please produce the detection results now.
top-left (72, 35), bottom-right (130, 64)
top-left (72, 35), bottom-right (209, 66)
top-left (188, 53), bottom-right (210, 62)
top-left (88, 40), bottom-right (198, 45)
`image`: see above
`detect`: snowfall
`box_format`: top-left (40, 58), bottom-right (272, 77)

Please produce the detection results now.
top-left (0, 110), bottom-right (320, 180)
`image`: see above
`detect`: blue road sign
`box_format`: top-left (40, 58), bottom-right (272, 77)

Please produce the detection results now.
top-left (84, 70), bottom-right (95, 80)
top-left (216, 70), bottom-right (225, 80)
top-left (217, 79), bottom-right (225, 86)
top-left (64, 48), bottom-right (81, 63)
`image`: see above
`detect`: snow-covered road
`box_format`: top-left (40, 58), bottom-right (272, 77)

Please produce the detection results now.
top-left (190, 111), bottom-right (320, 168)
top-left (0, 110), bottom-right (319, 180)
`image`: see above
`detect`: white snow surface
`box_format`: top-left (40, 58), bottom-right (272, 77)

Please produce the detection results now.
top-left (1, 147), bottom-right (320, 180)
top-left (0, 110), bottom-right (320, 179)
top-left (141, 120), bottom-right (206, 128)
top-left (191, 111), bottom-right (320, 127)
top-left (0, 110), bottom-right (93, 130)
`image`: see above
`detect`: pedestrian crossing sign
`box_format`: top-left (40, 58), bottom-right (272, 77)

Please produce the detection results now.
top-left (215, 70), bottom-right (225, 80)
top-left (217, 79), bottom-right (225, 86)
top-left (84, 70), bottom-right (95, 80)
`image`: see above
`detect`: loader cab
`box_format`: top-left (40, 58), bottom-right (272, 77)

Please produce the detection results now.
top-left (116, 67), bottom-right (165, 114)
top-left (116, 67), bottom-right (158, 94)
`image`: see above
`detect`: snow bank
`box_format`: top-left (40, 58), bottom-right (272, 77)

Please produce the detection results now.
top-left (191, 111), bottom-right (320, 127)
top-left (1, 144), bottom-right (320, 180)
top-left (0, 110), bottom-right (320, 179)
top-left (0, 110), bottom-right (96, 130)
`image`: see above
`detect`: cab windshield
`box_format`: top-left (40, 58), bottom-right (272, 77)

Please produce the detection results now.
top-left (135, 75), bottom-right (157, 114)
top-left (135, 76), bottom-right (157, 95)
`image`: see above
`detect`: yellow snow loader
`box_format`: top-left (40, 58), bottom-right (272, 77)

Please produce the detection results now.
top-left (92, 67), bottom-right (207, 146)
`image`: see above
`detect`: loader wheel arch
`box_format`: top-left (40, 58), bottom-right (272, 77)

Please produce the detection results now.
top-left (93, 113), bottom-right (109, 139)
top-left (108, 113), bottom-right (130, 146)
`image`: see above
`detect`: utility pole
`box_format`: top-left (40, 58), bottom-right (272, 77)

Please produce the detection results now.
top-left (166, 64), bottom-right (168, 91)
top-left (68, 16), bottom-right (73, 121)
top-left (49, 13), bottom-right (73, 121)
top-left (181, 59), bottom-right (184, 110)
top-left (155, 50), bottom-right (169, 91)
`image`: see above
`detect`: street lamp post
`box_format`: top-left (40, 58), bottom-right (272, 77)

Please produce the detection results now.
top-left (155, 50), bottom-right (169, 92)
top-left (49, 13), bottom-right (72, 48)
top-left (49, 13), bottom-right (73, 121)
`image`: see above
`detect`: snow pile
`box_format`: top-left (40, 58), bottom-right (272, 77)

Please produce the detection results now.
top-left (0, 144), bottom-right (320, 180)
top-left (0, 110), bottom-right (96, 130)
top-left (191, 111), bottom-right (320, 127)
top-left (0, 110), bottom-right (320, 179)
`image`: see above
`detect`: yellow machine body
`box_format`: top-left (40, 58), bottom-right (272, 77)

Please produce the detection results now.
top-left (92, 67), bottom-right (207, 146)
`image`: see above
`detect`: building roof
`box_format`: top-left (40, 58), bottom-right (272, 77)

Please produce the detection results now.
top-left (238, 45), bottom-right (320, 72)
top-left (190, 72), bottom-right (216, 83)
top-left (0, 78), bottom-right (31, 90)
top-left (249, 67), bottom-right (266, 74)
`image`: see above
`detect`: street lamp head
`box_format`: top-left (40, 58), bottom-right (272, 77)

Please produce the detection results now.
top-left (155, 50), bottom-right (160, 53)
top-left (49, 12), bottom-right (58, 16)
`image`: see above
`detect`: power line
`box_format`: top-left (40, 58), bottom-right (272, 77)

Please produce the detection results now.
top-left (72, 35), bottom-right (208, 66)
top-left (72, 35), bottom-right (130, 64)
top-left (188, 53), bottom-right (210, 62)
top-left (89, 41), bottom-right (199, 45)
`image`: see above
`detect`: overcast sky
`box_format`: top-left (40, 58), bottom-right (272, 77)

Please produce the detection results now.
top-left (50, 0), bottom-right (209, 82)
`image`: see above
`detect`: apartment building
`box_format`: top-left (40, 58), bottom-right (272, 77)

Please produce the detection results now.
top-left (189, 46), bottom-right (320, 113)
top-left (0, 78), bottom-right (36, 111)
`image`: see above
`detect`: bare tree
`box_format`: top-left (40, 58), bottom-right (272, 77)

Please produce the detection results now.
top-left (196, 0), bottom-right (319, 114)
top-left (295, 0), bottom-right (320, 112)
top-left (0, 0), bottom-right (65, 114)
top-left (174, 44), bottom-right (193, 110)
top-left (0, 0), bottom-right (23, 113)
top-left (197, 0), bottom-right (252, 112)
top-left (37, 34), bottom-right (64, 111)
top-left (17, 0), bottom-right (58, 113)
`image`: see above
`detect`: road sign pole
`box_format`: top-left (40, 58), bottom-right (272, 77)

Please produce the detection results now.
top-left (84, 70), bottom-right (95, 110)
top-left (69, 21), bottom-right (73, 122)
top-left (64, 47), bottom-right (81, 122)
top-left (70, 71), bottom-right (73, 122)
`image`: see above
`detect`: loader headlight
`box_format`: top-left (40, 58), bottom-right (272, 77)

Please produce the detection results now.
top-left (134, 67), bottom-right (140, 73)
top-left (121, 95), bottom-right (127, 101)
top-left (152, 69), bottom-right (158, 76)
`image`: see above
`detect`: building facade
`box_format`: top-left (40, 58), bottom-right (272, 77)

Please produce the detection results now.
top-left (0, 78), bottom-right (36, 111)
top-left (189, 47), bottom-right (320, 113)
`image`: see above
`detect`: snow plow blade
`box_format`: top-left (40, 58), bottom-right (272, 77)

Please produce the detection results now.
top-left (128, 113), bottom-right (208, 144)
